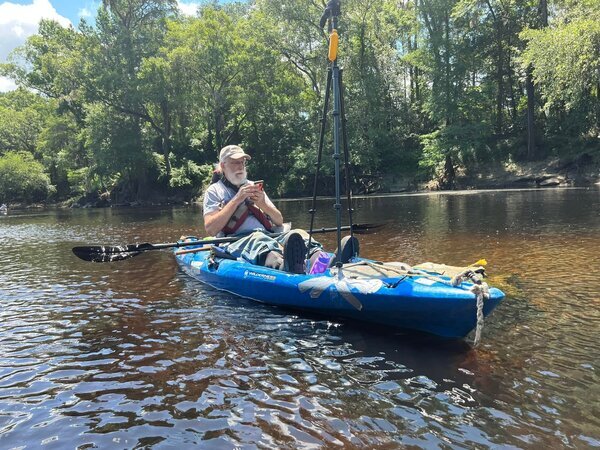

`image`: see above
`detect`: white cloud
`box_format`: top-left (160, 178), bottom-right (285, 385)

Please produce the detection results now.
top-left (0, 76), bottom-right (17, 93)
top-left (0, 0), bottom-right (71, 91)
top-left (78, 7), bottom-right (92, 19)
top-left (177, 0), bottom-right (200, 16)
top-left (78, 1), bottom-right (100, 22)
top-left (0, 0), bottom-right (71, 60)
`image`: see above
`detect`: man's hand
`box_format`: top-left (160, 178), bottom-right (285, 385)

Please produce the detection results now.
top-left (250, 187), bottom-right (267, 208)
top-left (232, 183), bottom-right (260, 205)
top-left (264, 250), bottom-right (284, 270)
top-left (234, 183), bottom-right (267, 208)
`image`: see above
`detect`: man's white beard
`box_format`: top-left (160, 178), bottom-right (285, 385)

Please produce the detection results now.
top-left (226, 169), bottom-right (247, 186)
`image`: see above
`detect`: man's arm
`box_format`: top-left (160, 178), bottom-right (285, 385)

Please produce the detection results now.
top-left (256, 195), bottom-right (283, 226)
top-left (204, 198), bottom-right (242, 236)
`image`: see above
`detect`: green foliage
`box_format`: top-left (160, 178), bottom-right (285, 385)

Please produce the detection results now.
top-left (0, 88), bottom-right (55, 156)
top-left (277, 146), bottom-right (317, 197)
top-left (169, 161), bottom-right (213, 190)
top-left (521, 16), bottom-right (600, 128)
top-left (521, 19), bottom-right (600, 104)
top-left (66, 167), bottom-right (93, 197)
top-left (82, 104), bottom-right (150, 178)
top-left (0, 0), bottom-right (598, 205)
top-left (0, 152), bottom-right (53, 203)
top-left (419, 122), bottom-right (495, 176)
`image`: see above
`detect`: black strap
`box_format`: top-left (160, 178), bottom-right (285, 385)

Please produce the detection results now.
top-left (221, 176), bottom-right (240, 192)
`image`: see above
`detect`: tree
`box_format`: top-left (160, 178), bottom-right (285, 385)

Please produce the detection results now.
top-left (83, 0), bottom-right (178, 182)
top-left (525, 0), bottom-right (548, 160)
top-left (2, 20), bottom-right (89, 127)
top-left (0, 89), bottom-right (54, 156)
top-left (0, 152), bottom-right (53, 203)
top-left (166, 8), bottom-right (246, 155)
top-left (521, 0), bottom-right (600, 135)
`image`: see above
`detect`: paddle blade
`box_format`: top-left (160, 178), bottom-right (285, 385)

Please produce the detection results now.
top-left (72, 245), bottom-right (144, 262)
top-left (351, 222), bottom-right (386, 234)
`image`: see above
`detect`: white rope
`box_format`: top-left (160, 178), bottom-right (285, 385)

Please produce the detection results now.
top-left (471, 282), bottom-right (490, 346)
top-left (450, 268), bottom-right (490, 345)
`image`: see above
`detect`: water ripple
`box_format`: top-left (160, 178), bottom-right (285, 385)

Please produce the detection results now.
top-left (1, 193), bottom-right (600, 447)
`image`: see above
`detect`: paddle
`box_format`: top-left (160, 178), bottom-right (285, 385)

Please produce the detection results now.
top-left (72, 222), bottom-right (385, 263)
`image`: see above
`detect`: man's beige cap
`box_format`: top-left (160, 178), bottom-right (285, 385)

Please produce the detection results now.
top-left (219, 145), bottom-right (251, 163)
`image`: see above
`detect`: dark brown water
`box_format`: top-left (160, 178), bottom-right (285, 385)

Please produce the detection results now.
top-left (0, 188), bottom-right (598, 448)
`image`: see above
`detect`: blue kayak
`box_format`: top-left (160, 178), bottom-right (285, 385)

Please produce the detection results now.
top-left (175, 240), bottom-right (505, 339)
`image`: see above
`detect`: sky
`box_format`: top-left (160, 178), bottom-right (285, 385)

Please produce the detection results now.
top-left (0, 0), bottom-right (206, 92)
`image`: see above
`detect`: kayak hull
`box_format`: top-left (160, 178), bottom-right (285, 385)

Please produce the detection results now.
top-left (175, 244), bottom-right (504, 339)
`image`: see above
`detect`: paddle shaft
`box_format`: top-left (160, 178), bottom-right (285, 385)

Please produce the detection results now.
top-left (158, 225), bottom-right (363, 251)
top-left (72, 223), bottom-right (383, 262)
top-left (174, 246), bottom-right (212, 256)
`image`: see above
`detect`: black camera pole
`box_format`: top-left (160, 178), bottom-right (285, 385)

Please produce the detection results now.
top-left (306, 0), bottom-right (356, 269)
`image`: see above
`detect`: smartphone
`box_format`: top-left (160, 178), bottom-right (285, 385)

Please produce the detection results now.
top-left (253, 180), bottom-right (264, 190)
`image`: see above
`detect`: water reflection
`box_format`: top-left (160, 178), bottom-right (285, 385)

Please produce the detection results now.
top-left (0, 188), bottom-right (599, 448)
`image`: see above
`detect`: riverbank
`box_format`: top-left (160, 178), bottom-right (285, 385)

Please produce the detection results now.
top-left (462, 154), bottom-right (599, 189)
top-left (387, 152), bottom-right (600, 192)
top-left (3, 153), bottom-right (598, 210)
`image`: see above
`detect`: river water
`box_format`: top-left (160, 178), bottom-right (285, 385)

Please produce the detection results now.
top-left (0, 188), bottom-right (598, 448)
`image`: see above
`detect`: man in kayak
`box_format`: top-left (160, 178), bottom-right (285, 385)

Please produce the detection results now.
top-left (203, 145), bottom-right (313, 273)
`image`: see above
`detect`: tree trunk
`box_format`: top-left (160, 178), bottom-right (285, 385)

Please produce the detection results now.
top-left (526, 66), bottom-right (536, 160)
top-left (408, 36), bottom-right (415, 104)
top-left (206, 126), bottom-right (214, 156)
top-left (413, 36), bottom-right (421, 103)
top-left (495, 39), bottom-right (504, 135)
top-left (484, 0), bottom-right (503, 135)
top-left (506, 48), bottom-right (518, 123)
top-left (161, 100), bottom-right (172, 179)
top-left (527, 0), bottom-right (549, 160)
top-left (213, 89), bottom-right (223, 151)
top-left (214, 111), bottom-right (222, 151)
top-left (442, 154), bottom-right (455, 189)
top-left (444, 8), bottom-right (451, 126)
top-left (539, 0), bottom-right (548, 26)
top-left (597, 76), bottom-right (600, 130)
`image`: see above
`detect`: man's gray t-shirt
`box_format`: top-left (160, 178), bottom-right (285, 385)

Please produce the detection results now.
top-left (203, 180), bottom-right (276, 236)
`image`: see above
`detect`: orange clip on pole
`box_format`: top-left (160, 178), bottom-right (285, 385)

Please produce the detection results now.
top-left (328, 29), bottom-right (339, 62)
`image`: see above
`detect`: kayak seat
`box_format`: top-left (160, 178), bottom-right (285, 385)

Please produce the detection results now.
top-left (282, 231), bottom-right (307, 274)
top-left (330, 235), bottom-right (360, 267)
